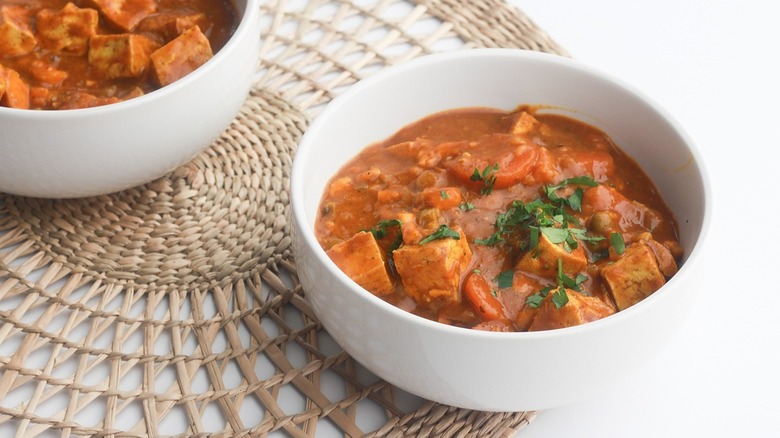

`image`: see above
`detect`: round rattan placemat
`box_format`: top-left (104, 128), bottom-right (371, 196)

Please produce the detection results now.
top-left (0, 1), bottom-right (566, 436)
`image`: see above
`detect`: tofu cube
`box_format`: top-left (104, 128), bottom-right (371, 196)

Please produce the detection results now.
top-left (393, 227), bottom-right (472, 311)
top-left (150, 26), bottom-right (213, 86)
top-left (516, 232), bottom-right (588, 278)
top-left (92, 0), bottom-right (156, 31)
top-left (89, 34), bottom-right (158, 79)
top-left (0, 5), bottom-right (37, 57)
top-left (138, 11), bottom-right (207, 40)
top-left (510, 111), bottom-right (540, 135)
top-left (0, 66), bottom-right (30, 109)
top-left (527, 289), bottom-right (615, 331)
top-left (36, 3), bottom-right (99, 55)
top-left (600, 242), bottom-right (666, 311)
top-left (326, 231), bottom-right (394, 296)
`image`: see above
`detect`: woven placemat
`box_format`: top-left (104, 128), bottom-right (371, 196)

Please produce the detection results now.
top-left (0, 1), bottom-right (566, 436)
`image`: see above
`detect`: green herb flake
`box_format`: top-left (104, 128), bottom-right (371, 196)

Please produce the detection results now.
top-left (496, 270), bottom-right (514, 289)
top-left (540, 227), bottom-right (570, 244)
top-left (567, 188), bottom-right (584, 212)
top-left (440, 190), bottom-right (450, 199)
top-left (544, 176), bottom-right (598, 212)
top-left (610, 232), bottom-right (626, 255)
top-left (551, 286), bottom-right (569, 309)
top-left (419, 224), bottom-right (461, 245)
top-left (470, 163), bottom-right (499, 195)
top-left (459, 202), bottom-right (476, 211)
top-left (366, 219), bottom-right (404, 252)
top-left (559, 272), bottom-right (587, 292)
top-left (525, 286), bottom-right (552, 309)
top-left (528, 227), bottom-right (540, 251)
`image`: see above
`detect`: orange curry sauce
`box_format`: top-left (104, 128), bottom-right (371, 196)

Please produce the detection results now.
top-left (315, 107), bottom-right (681, 332)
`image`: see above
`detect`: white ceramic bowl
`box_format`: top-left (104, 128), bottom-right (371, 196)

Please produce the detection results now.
top-left (291, 49), bottom-right (711, 412)
top-left (0, 0), bottom-right (260, 198)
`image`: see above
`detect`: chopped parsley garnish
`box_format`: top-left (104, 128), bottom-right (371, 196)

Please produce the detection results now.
top-left (496, 270), bottom-right (514, 289)
top-left (610, 232), bottom-right (626, 255)
top-left (419, 224), bottom-right (461, 245)
top-left (366, 219), bottom-right (403, 252)
top-left (470, 163), bottom-right (499, 195)
top-left (459, 202), bottom-right (476, 211)
top-left (550, 287), bottom-right (570, 308)
top-left (474, 177), bottom-right (603, 252)
top-left (525, 286), bottom-right (552, 308)
top-left (526, 259), bottom-right (586, 309)
top-left (440, 190), bottom-right (450, 199)
top-left (543, 176), bottom-right (598, 212)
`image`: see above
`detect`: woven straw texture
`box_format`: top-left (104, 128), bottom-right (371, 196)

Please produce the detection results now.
top-left (0, 0), bottom-right (566, 436)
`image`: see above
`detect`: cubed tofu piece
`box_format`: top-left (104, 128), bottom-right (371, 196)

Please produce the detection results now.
top-left (36, 3), bottom-right (99, 55)
top-left (510, 111), bottom-right (540, 135)
top-left (516, 232), bottom-right (588, 278)
top-left (137, 11), bottom-right (207, 40)
top-left (92, 0), bottom-right (156, 31)
top-left (89, 34), bottom-right (158, 79)
top-left (326, 231), bottom-right (394, 296)
top-left (600, 242), bottom-right (666, 311)
top-left (527, 289), bottom-right (615, 331)
top-left (0, 5), bottom-right (37, 57)
top-left (0, 65), bottom-right (30, 109)
top-left (393, 227), bottom-right (472, 311)
top-left (150, 26), bottom-right (212, 86)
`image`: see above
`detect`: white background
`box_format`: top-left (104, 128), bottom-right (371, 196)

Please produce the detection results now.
top-left (509, 1), bottom-right (780, 437)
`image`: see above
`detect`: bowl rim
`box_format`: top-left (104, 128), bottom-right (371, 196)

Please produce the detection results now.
top-left (0, 0), bottom-right (260, 118)
top-left (291, 48), bottom-right (713, 340)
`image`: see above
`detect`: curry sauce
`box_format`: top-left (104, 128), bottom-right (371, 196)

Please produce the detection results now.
top-left (315, 106), bottom-right (681, 332)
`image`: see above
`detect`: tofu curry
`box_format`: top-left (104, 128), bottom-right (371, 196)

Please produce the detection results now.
top-left (315, 106), bottom-right (682, 332)
top-left (0, 0), bottom-right (237, 110)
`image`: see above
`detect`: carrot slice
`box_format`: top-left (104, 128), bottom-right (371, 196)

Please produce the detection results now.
top-left (445, 134), bottom-right (539, 191)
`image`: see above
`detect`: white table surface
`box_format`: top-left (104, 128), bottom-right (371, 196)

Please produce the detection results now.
top-left (509, 1), bottom-right (779, 437)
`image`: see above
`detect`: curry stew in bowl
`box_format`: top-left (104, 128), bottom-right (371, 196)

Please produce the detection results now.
top-left (315, 106), bottom-right (681, 332)
top-left (0, 0), bottom-right (238, 110)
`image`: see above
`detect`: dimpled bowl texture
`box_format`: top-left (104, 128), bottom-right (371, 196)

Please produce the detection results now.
top-left (0, 0), bottom-right (260, 198)
top-left (291, 49), bottom-right (711, 412)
